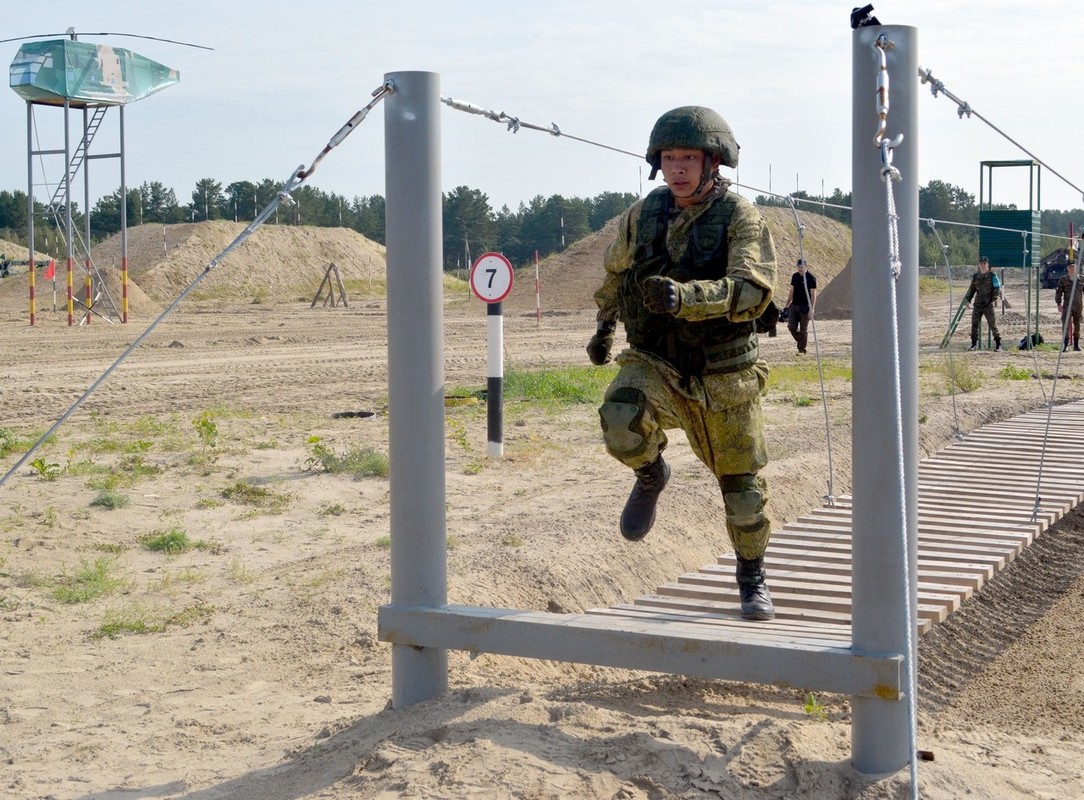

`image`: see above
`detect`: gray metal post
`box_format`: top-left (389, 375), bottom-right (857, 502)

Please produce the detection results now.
top-left (120, 105), bottom-right (128, 322)
top-left (83, 107), bottom-right (92, 310)
top-left (384, 71), bottom-right (448, 708)
top-left (26, 103), bottom-right (34, 276)
top-left (850, 25), bottom-right (919, 774)
top-left (63, 100), bottom-right (75, 325)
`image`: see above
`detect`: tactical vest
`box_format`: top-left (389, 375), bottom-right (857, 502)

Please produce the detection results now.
top-left (618, 186), bottom-right (756, 379)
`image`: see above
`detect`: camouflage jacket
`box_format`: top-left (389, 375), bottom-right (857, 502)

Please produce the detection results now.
top-left (964, 270), bottom-right (1000, 307)
top-left (1055, 273), bottom-right (1084, 312)
top-left (594, 180), bottom-right (776, 328)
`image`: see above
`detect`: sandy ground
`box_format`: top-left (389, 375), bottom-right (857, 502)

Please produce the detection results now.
top-left (2, 222), bottom-right (1084, 799)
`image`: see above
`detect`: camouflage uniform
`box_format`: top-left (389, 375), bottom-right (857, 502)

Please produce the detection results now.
top-left (964, 267), bottom-right (1001, 348)
top-left (1055, 270), bottom-right (1083, 350)
top-left (593, 179), bottom-right (777, 560)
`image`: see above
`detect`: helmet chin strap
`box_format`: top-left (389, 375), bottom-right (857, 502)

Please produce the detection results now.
top-left (691, 157), bottom-right (720, 197)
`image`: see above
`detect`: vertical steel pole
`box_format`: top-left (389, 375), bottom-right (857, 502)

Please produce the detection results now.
top-left (850, 24), bottom-right (919, 774)
top-left (121, 105), bottom-right (129, 323)
top-left (384, 71), bottom-right (448, 708)
top-left (26, 102), bottom-right (36, 326)
top-left (83, 106), bottom-right (92, 324)
top-left (65, 100), bottom-right (74, 326)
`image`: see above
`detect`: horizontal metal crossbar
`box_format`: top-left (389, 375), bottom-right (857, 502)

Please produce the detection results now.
top-left (378, 603), bottom-right (903, 699)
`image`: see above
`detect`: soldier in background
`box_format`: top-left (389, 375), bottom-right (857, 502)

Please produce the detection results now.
top-left (783, 257), bottom-right (817, 354)
top-left (1055, 261), bottom-right (1083, 352)
top-left (585, 106), bottom-right (778, 621)
top-left (964, 256), bottom-right (1002, 351)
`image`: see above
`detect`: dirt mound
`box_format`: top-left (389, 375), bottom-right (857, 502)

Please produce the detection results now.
top-left (504, 218), bottom-right (619, 314)
top-left (501, 205), bottom-right (853, 315)
top-left (814, 258), bottom-right (854, 319)
top-left (91, 221), bottom-right (387, 304)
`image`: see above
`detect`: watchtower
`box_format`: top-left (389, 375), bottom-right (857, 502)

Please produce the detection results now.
top-left (8, 31), bottom-right (179, 324)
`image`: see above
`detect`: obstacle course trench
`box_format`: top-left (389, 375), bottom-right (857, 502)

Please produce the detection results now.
top-left (381, 399), bottom-right (1084, 700)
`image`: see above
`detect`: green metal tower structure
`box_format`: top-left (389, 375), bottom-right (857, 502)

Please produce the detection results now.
top-left (979, 159), bottom-right (1042, 343)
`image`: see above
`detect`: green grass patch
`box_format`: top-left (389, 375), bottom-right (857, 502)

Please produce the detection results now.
top-left (306, 440), bottom-right (389, 478)
top-left (95, 613), bottom-right (164, 639)
top-left (504, 365), bottom-right (614, 405)
top-left (767, 360), bottom-right (852, 392)
top-left (139, 528), bottom-right (210, 555)
top-left (999, 364), bottom-right (1032, 381)
top-left (51, 558), bottom-right (123, 604)
top-left (0, 427), bottom-right (29, 458)
top-left (935, 358), bottom-right (983, 393)
top-left (92, 603), bottom-right (214, 639)
top-left (918, 275), bottom-right (949, 294)
top-left (90, 489), bottom-right (130, 510)
top-left (221, 480), bottom-right (292, 510)
top-left (66, 458), bottom-right (111, 478)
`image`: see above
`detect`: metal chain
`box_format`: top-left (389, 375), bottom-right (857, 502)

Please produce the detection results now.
top-left (441, 96), bottom-right (642, 159)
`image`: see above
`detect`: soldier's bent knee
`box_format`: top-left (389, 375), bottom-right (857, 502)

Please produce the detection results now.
top-left (599, 387), bottom-right (649, 458)
top-left (721, 473), bottom-right (766, 526)
top-left (723, 489), bottom-right (765, 527)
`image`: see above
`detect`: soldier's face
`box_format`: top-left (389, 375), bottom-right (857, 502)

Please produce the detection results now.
top-left (660, 148), bottom-right (710, 208)
top-left (979, 261), bottom-right (989, 272)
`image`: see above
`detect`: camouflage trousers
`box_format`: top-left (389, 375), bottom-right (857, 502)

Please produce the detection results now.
top-left (970, 302), bottom-right (1000, 343)
top-left (598, 348), bottom-right (771, 559)
top-left (1061, 306), bottom-right (1082, 344)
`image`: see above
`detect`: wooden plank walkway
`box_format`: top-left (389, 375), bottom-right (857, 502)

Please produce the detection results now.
top-left (596, 399), bottom-right (1084, 643)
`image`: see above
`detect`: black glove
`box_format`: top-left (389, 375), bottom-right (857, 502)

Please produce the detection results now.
top-left (586, 321), bottom-right (616, 365)
top-left (642, 276), bottom-right (681, 314)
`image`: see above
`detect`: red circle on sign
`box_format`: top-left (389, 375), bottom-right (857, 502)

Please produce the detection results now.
top-left (470, 252), bottom-right (514, 303)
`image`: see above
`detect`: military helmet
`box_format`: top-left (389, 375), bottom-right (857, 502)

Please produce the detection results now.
top-left (645, 106), bottom-right (740, 178)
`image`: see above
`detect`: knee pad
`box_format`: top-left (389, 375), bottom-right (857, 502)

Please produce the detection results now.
top-left (722, 479), bottom-right (770, 559)
top-left (599, 387), bottom-right (649, 459)
top-left (723, 488), bottom-right (765, 528)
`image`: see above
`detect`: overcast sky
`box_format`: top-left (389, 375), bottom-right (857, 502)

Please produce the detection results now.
top-left (3, 1), bottom-right (1083, 223)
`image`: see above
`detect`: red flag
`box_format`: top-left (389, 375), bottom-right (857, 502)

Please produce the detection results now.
top-left (43, 260), bottom-right (55, 280)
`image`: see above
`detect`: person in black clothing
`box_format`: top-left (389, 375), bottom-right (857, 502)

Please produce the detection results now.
top-left (784, 258), bottom-right (816, 354)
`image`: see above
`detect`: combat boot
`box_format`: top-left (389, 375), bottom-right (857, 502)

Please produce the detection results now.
top-left (994, 337), bottom-right (1002, 352)
top-left (619, 456), bottom-right (670, 542)
top-left (1064, 338), bottom-right (1070, 352)
top-left (1075, 341), bottom-right (1081, 352)
top-left (736, 556), bottom-right (775, 621)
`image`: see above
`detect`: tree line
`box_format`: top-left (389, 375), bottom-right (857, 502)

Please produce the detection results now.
top-left (757, 179), bottom-right (1084, 265)
top-left (3, 176), bottom-right (1081, 270)
top-left (0, 181), bottom-right (638, 271)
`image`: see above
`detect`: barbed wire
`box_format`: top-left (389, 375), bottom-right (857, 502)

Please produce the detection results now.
top-left (919, 66), bottom-right (1084, 205)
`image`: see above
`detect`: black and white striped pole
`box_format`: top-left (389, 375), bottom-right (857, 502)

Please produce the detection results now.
top-left (469, 252), bottom-right (514, 456)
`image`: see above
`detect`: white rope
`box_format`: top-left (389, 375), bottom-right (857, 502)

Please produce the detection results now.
top-left (924, 220), bottom-right (964, 440)
top-left (786, 196), bottom-right (836, 506)
top-left (874, 33), bottom-right (920, 800)
top-left (1030, 243), bottom-right (1084, 521)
